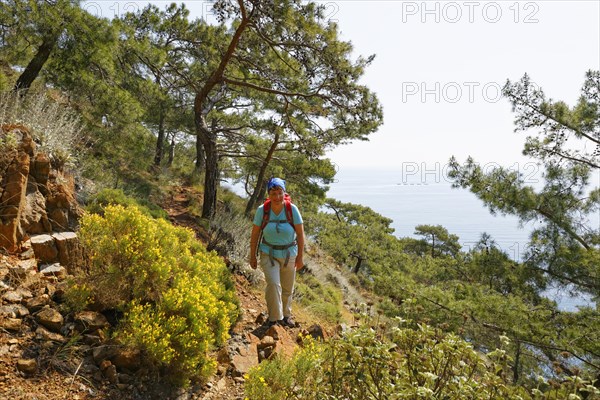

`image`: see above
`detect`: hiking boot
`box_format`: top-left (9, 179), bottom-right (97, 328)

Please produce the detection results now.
top-left (281, 316), bottom-right (296, 328)
top-left (265, 319), bottom-right (279, 327)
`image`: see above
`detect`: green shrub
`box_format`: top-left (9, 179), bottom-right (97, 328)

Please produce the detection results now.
top-left (245, 323), bottom-right (561, 399)
top-left (0, 73), bottom-right (8, 92)
top-left (218, 186), bottom-right (247, 212)
top-left (75, 205), bottom-right (238, 385)
top-left (347, 273), bottom-right (360, 287)
top-left (62, 280), bottom-right (93, 312)
top-left (85, 188), bottom-right (168, 219)
top-left (294, 273), bottom-right (342, 323)
top-left (245, 337), bottom-right (323, 400)
top-left (206, 210), bottom-right (251, 260)
top-left (0, 131), bottom-right (18, 151)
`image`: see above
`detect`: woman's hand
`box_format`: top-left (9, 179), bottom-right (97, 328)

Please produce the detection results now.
top-left (295, 257), bottom-right (304, 271)
top-left (294, 223), bottom-right (305, 271)
top-left (250, 225), bottom-right (261, 270)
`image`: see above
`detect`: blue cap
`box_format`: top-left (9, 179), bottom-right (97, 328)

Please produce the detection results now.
top-left (267, 177), bottom-right (286, 192)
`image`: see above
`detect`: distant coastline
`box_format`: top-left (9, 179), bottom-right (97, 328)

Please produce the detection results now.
top-left (328, 166), bottom-right (534, 260)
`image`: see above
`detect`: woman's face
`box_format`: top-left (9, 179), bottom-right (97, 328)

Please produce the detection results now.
top-left (268, 186), bottom-right (285, 204)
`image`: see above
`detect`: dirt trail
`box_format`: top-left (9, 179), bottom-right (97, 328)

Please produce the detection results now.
top-left (162, 186), bottom-right (209, 243)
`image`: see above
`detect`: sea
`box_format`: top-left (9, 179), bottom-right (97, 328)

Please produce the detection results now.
top-left (327, 167), bottom-right (533, 258)
top-left (326, 166), bottom-right (597, 311)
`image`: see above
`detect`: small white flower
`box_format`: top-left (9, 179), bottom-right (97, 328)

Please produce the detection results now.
top-left (583, 385), bottom-right (600, 394)
top-left (422, 372), bottom-right (438, 381)
top-left (416, 387), bottom-right (434, 397)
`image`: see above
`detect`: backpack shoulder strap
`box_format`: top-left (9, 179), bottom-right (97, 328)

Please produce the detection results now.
top-left (284, 196), bottom-right (294, 227)
top-left (260, 199), bottom-right (271, 230)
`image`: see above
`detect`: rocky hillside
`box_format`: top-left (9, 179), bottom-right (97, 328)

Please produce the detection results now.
top-left (0, 124), bottom-right (81, 252)
top-left (0, 248), bottom-right (327, 400)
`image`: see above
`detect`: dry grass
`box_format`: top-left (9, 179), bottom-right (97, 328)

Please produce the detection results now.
top-left (0, 89), bottom-right (84, 170)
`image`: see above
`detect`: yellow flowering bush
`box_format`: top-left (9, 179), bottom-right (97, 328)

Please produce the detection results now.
top-left (63, 281), bottom-right (93, 312)
top-left (75, 205), bottom-right (239, 385)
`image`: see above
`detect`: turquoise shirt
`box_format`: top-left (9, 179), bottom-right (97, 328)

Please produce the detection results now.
top-left (253, 203), bottom-right (303, 259)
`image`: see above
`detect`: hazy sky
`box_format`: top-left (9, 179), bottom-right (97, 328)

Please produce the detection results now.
top-left (84, 1), bottom-right (600, 171)
top-left (323, 1), bottom-right (600, 170)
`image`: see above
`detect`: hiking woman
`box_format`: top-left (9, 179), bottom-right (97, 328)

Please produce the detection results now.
top-left (250, 177), bottom-right (304, 327)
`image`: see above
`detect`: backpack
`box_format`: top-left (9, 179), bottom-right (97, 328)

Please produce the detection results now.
top-left (256, 194), bottom-right (296, 262)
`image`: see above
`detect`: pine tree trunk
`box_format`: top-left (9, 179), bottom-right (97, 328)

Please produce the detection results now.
top-left (202, 139), bottom-right (218, 219)
top-left (196, 115), bottom-right (217, 219)
top-left (195, 132), bottom-right (205, 173)
top-left (246, 177), bottom-right (267, 217)
top-left (167, 137), bottom-right (175, 168)
top-left (245, 132), bottom-right (280, 215)
top-left (352, 256), bottom-right (363, 274)
top-left (512, 342), bottom-right (521, 384)
top-left (13, 33), bottom-right (58, 92)
top-left (153, 104), bottom-right (166, 167)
